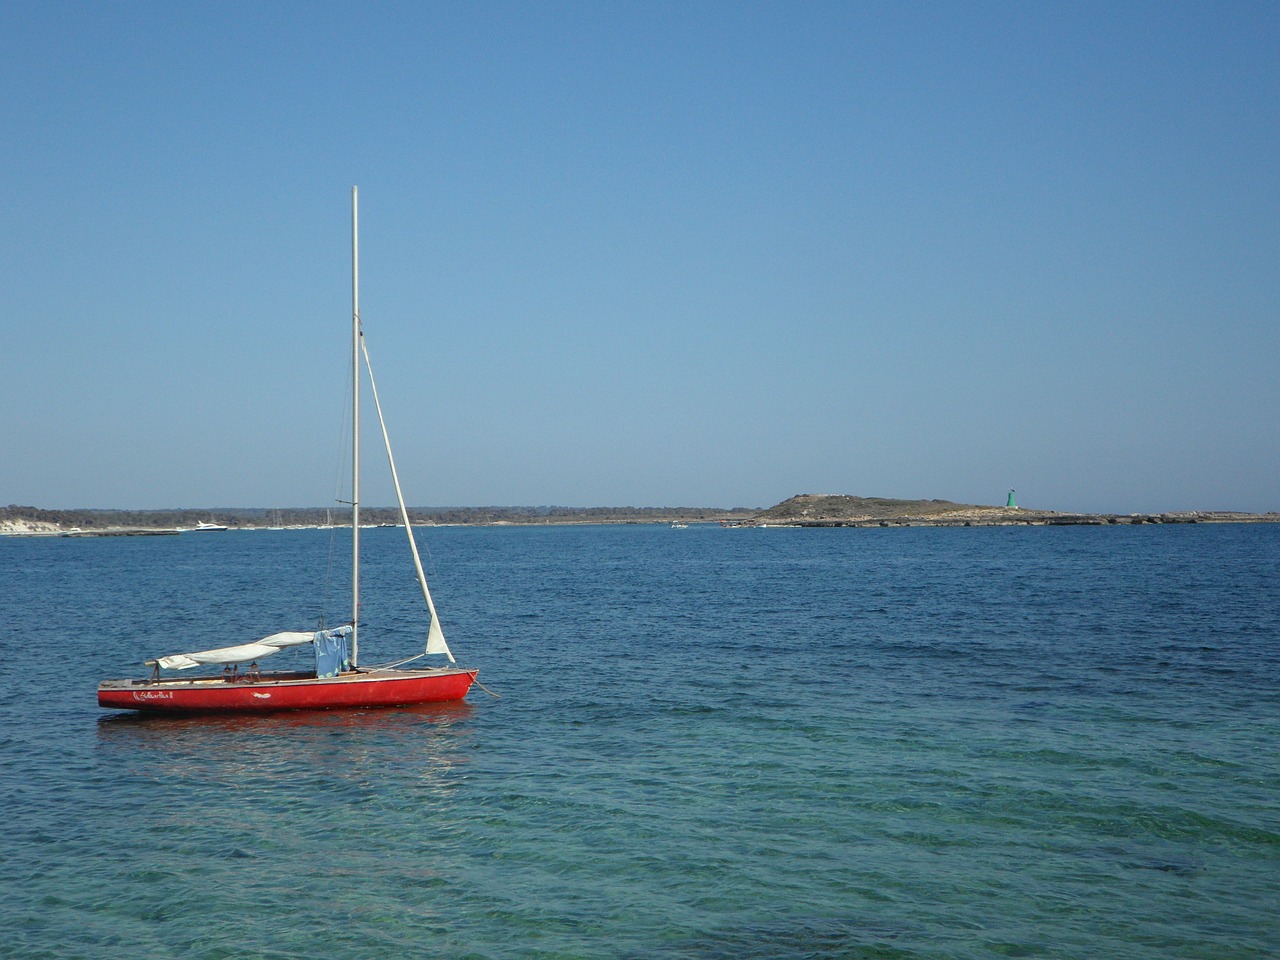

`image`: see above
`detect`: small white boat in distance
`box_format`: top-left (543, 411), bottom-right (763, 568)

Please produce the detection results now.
top-left (192, 521), bottom-right (229, 532)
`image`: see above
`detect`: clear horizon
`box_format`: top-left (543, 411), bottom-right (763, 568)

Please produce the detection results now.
top-left (3, 3), bottom-right (1277, 516)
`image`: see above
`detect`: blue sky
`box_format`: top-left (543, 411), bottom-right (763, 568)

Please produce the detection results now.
top-left (3, 2), bottom-right (1277, 513)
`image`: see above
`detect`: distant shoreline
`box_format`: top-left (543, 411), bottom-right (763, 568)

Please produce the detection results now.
top-left (0, 505), bottom-right (756, 537)
top-left (3, 500), bottom-right (1276, 537)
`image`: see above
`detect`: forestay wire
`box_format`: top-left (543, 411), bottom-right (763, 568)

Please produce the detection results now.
top-left (358, 330), bottom-right (456, 663)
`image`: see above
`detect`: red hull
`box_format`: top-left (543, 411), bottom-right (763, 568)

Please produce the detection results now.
top-left (98, 667), bottom-right (477, 713)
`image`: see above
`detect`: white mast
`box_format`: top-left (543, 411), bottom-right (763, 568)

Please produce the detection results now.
top-left (351, 186), bottom-right (361, 668)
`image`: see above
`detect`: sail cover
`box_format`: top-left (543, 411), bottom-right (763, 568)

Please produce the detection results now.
top-left (148, 631), bottom-right (317, 670)
top-left (314, 626), bottom-right (352, 678)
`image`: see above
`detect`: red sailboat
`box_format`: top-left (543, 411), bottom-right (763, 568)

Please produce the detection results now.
top-left (99, 188), bottom-right (477, 713)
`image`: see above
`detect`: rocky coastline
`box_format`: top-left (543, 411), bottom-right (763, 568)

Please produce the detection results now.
top-left (743, 507), bottom-right (1279, 528)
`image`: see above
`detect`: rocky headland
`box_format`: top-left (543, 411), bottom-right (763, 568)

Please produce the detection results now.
top-left (743, 494), bottom-right (1279, 528)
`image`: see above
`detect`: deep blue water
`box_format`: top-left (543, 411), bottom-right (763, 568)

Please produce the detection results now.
top-left (2, 522), bottom-right (1278, 959)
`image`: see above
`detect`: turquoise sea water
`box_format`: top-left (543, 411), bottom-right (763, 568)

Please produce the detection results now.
top-left (2, 522), bottom-right (1278, 959)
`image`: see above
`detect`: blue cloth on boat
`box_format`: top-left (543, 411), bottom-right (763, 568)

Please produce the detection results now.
top-left (314, 626), bottom-right (352, 678)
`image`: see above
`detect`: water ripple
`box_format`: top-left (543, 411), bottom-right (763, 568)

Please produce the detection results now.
top-left (1, 524), bottom-right (1278, 958)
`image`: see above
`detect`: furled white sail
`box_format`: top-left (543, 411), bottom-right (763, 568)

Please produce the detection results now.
top-left (148, 631), bottom-right (316, 670)
top-left (426, 614), bottom-right (451, 659)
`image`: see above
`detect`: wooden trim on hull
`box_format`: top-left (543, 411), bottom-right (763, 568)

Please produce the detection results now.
top-left (98, 667), bottom-right (477, 713)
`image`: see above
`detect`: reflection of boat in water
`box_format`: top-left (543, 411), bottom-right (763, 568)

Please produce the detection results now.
top-left (98, 188), bottom-right (478, 714)
top-left (96, 701), bottom-right (475, 798)
top-left (670, 522), bottom-right (688, 529)
top-left (97, 698), bottom-right (474, 734)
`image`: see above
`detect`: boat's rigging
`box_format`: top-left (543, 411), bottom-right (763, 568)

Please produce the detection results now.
top-left (320, 331), bottom-right (359, 634)
top-left (359, 330), bottom-right (455, 663)
top-left (367, 652), bottom-right (427, 669)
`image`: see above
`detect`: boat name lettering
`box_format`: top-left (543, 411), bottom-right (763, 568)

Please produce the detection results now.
top-left (132, 691), bottom-right (175, 702)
